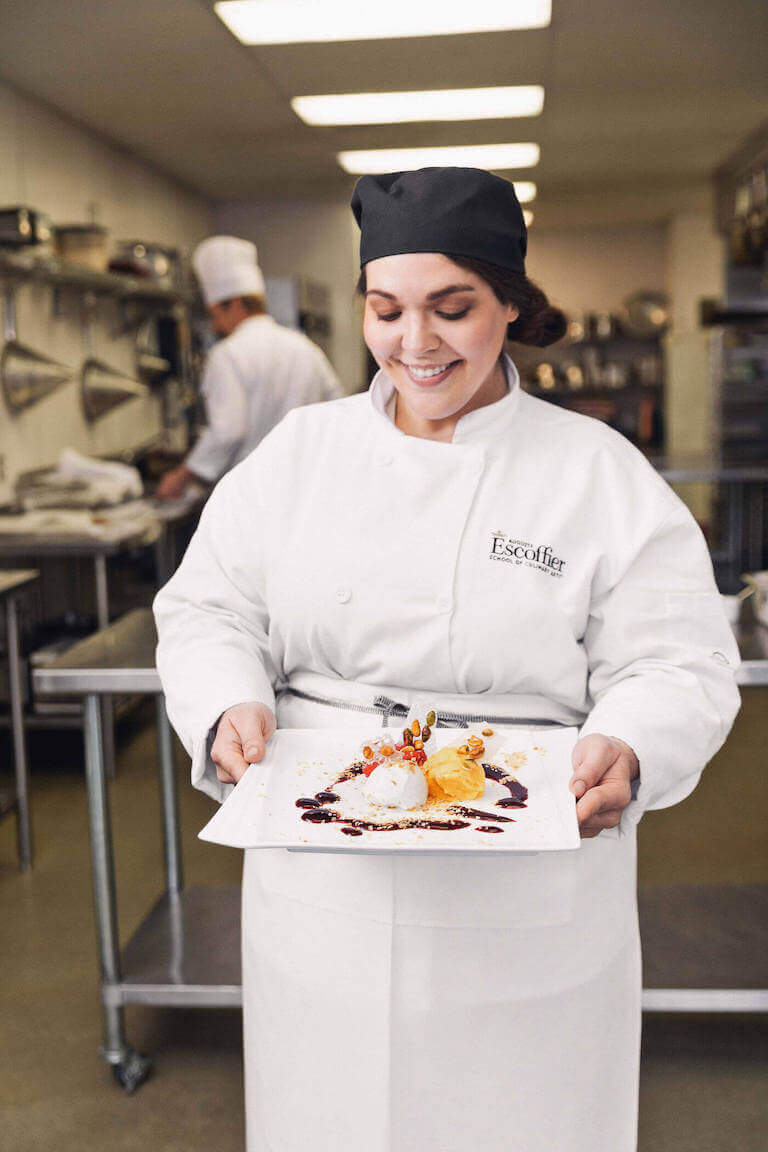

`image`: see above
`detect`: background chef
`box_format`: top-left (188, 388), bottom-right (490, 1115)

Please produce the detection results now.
top-left (156, 234), bottom-right (341, 500)
top-left (154, 168), bottom-right (741, 1152)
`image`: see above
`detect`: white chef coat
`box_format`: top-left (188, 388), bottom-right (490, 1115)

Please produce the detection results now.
top-left (154, 354), bottom-right (740, 1152)
top-left (186, 314), bottom-right (342, 483)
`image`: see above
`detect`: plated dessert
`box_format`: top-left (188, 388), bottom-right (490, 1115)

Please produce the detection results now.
top-left (294, 710), bottom-right (530, 838)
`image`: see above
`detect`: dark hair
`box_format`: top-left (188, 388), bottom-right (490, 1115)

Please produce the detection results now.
top-left (218, 294), bottom-right (266, 315)
top-left (357, 256), bottom-right (567, 348)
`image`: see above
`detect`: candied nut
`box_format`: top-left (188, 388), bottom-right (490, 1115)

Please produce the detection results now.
top-left (411, 719), bottom-right (421, 737)
top-left (482, 728), bottom-right (494, 737)
top-left (380, 744), bottom-right (394, 757)
top-left (363, 745), bottom-right (374, 760)
top-left (421, 724), bottom-right (432, 742)
top-left (426, 710), bottom-right (436, 727)
top-left (457, 744), bottom-right (469, 755)
top-left (466, 748), bottom-right (483, 760)
top-left (413, 738), bottom-right (424, 750)
top-left (402, 728), bottom-right (414, 746)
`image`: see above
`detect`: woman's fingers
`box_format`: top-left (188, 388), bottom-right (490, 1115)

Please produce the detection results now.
top-left (579, 808), bottom-right (625, 838)
top-left (570, 737), bottom-right (612, 797)
top-left (212, 725), bottom-right (249, 784)
top-left (570, 732), bottom-right (637, 837)
top-left (212, 702), bottom-right (276, 784)
top-left (575, 777), bottom-right (632, 825)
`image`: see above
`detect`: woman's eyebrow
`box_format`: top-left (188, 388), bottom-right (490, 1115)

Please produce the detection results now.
top-left (365, 284), bottom-right (476, 302)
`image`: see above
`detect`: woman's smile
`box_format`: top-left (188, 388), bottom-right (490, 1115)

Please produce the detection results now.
top-left (395, 358), bottom-right (463, 386)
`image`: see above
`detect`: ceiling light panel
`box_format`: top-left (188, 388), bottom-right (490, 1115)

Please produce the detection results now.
top-left (292, 86), bottom-right (545, 126)
top-left (337, 145), bottom-right (540, 180)
top-left (215, 1), bottom-right (552, 44)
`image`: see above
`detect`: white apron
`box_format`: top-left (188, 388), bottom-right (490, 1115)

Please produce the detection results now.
top-left (242, 675), bottom-right (642, 1152)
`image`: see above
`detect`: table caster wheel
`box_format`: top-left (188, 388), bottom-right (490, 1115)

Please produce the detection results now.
top-left (112, 1048), bottom-right (152, 1093)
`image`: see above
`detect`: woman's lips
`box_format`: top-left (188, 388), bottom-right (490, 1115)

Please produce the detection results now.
top-left (398, 359), bottom-right (461, 387)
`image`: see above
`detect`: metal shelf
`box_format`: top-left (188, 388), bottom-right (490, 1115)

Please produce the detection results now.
top-left (114, 886), bottom-right (242, 1008)
top-left (639, 884), bottom-right (768, 1011)
top-left (0, 251), bottom-right (198, 307)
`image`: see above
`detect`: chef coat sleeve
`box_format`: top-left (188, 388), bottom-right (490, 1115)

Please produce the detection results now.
top-left (186, 342), bottom-right (248, 483)
top-left (153, 452), bottom-right (278, 802)
top-left (579, 500), bottom-right (740, 827)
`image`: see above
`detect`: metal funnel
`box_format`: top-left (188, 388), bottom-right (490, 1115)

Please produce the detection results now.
top-left (1, 339), bottom-right (75, 412)
top-left (81, 356), bottom-right (149, 421)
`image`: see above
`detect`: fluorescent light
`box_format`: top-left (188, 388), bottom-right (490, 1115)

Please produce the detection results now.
top-left (338, 145), bottom-right (540, 177)
top-left (215, 0), bottom-right (551, 44)
top-left (292, 86), bottom-right (544, 126)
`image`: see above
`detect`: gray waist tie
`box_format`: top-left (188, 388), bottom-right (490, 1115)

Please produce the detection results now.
top-left (280, 685), bottom-right (562, 730)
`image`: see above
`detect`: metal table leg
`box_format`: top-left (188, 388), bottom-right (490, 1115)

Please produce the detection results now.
top-left (93, 554), bottom-right (116, 780)
top-left (83, 693), bottom-right (151, 1091)
top-left (6, 594), bottom-right (32, 870)
top-left (156, 694), bottom-right (183, 896)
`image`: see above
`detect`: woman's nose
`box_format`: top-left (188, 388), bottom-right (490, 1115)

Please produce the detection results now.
top-left (400, 312), bottom-right (439, 355)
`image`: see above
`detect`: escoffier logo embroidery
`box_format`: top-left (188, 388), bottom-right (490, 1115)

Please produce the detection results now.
top-left (489, 531), bottom-right (566, 578)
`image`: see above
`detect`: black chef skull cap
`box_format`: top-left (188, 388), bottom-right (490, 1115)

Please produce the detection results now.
top-left (351, 167), bottom-right (527, 274)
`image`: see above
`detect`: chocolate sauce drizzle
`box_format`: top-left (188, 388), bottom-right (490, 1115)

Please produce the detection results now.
top-left (302, 808), bottom-right (470, 832)
top-left (448, 805), bottom-right (515, 822)
top-left (482, 765), bottom-right (528, 808)
top-left (297, 760), bottom-right (526, 837)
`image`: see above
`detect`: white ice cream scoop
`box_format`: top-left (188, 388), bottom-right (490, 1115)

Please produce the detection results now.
top-left (364, 759), bottom-right (428, 810)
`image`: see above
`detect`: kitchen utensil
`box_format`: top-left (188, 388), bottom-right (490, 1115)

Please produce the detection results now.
top-left (53, 225), bottom-right (110, 272)
top-left (1, 341), bottom-right (74, 412)
top-left (81, 357), bottom-right (149, 421)
top-left (602, 362), bottom-right (629, 389)
top-left (621, 290), bottom-right (670, 337)
top-left (564, 363), bottom-right (584, 390)
top-left (0, 206), bottom-right (52, 247)
top-left (134, 317), bottom-right (173, 383)
top-left (109, 240), bottom-right (179, 284)
top-left (589, 311), bottom-right (617, 336)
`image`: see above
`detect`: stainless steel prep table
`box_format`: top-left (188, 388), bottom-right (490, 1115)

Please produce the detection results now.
top-left (639, 619), bottom-right (768, 1013)
top-left (32, 607), bottom-right (240, 1092)
top-left (0, 495), bottom-right (204, 774)
top-left (33, 609), bottom-right (768, 1090)
top-left (0, 524), bottom-right (157, 779)
top-left (0, 568), bottom-right (39, 869)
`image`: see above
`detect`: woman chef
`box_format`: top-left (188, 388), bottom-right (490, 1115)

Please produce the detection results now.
top-left (154, 168), bottom-right (740, 1152)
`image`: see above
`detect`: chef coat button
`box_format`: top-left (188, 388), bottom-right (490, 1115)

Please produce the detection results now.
top-left (375, 449), bottom-right (393, 466)
top-left (335, 586), bottom-right (352, 604)
top-left (436, 595), bottom-right (452, 614)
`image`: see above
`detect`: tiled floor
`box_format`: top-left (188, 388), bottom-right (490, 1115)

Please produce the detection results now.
top-left (1, 691), bottom-right (766, 1151)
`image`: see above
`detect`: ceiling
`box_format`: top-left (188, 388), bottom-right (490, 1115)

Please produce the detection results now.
top-left (1, 0), bottom-right (767, 215)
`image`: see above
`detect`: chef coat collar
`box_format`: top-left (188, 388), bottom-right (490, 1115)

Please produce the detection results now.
top-left (369, 352), bottom-right (521, 444)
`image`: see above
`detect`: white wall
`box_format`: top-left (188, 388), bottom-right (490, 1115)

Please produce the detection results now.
top-left (526, 223), bottom-right (667, 314)
top-left (0, 80), bottom-right (212, 502)
top-left (214, 196), bottom-right (366, 394)
top-left (663, 200), bottom-right (725, 520)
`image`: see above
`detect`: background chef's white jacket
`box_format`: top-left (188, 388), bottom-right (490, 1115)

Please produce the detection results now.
top-left (186, 313), bottom-right (342, 482)
top-left (155, 355), bottom-right (740, 824)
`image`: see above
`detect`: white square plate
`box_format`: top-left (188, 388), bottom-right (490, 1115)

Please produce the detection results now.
top-left (199, 725), bottom-right (581, 854)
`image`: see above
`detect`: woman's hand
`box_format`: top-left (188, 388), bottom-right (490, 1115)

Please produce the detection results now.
top-left (569, 733), bottom-right (640, 838)
top-left (211, 702), bottom-right (277, 785)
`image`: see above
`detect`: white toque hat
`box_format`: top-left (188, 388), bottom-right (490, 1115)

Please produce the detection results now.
top-left (192, 235), bottom-right (266, 305)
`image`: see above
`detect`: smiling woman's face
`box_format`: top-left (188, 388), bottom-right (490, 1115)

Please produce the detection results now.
top-left (362, 252), bottom-right (518, 435)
